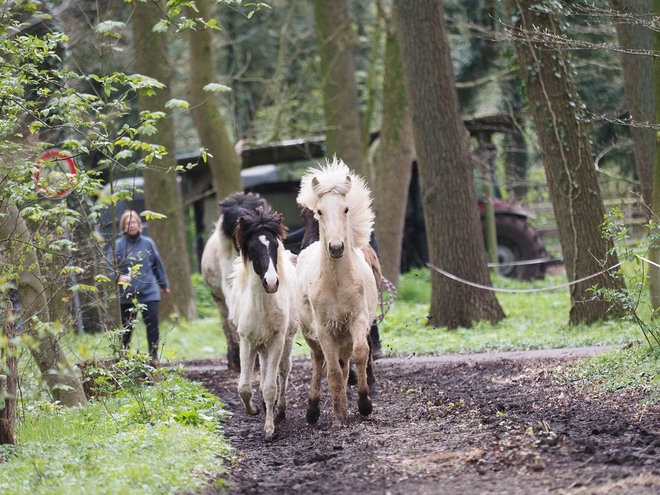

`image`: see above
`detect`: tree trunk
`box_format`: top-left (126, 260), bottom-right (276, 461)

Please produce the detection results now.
top-left (392, 0), bottom-right (505, 328)
top-left (188, 0), bottom-right (243, 200)
top-left (505, 0), bottom-right (625, 324)
top-left (0, 204), bottom-right (86, 407)
top-left (650, 0), bottom-right (660, 311)
top-left (0, 298), bottom-right (18, 445)
top-left (611, 0), bottom-right (655, 210)
top-left (187, 0), bottom-right (242, 369)
top-left (313, 0), bottom-right (364, 176)
top-left (132, 0), bottom-right (197, 320)
top-left (372, 24), bottom-right (413, 285)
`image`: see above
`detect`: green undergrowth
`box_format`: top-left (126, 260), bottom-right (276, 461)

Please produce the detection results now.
top-left (2, 363), bottom-right (232, 495)
top-left (563, 342), bottom-right (660, 399)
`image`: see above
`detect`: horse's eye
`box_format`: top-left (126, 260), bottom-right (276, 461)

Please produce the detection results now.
top-left (344, 207), bottom-right (349, 214)
top-left (317, 210), bottom-right (323, 216)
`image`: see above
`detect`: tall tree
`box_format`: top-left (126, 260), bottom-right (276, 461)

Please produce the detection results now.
top-left (188, 0), bottom-right (244, 370)
top-left (392, 0), bottom-right (505, 328)
top-left (611, 0), bottom-right (655, 209)
top-left (0, 294), bottom-right (18, 445)
top-left (505, 0), bottom-right (625, 324)
top-left (188, 0), bottom-right (243, 200)
top-left (372, 16), bottom-right (413, 285)
top-left (313, 0), bottom-right (365, 176)
top-left (0, 204), bottom-right (86, 407)
top-left (132, 0), bottom-right (197, 320)
top-left (651, 0), bottom-right (660, 311)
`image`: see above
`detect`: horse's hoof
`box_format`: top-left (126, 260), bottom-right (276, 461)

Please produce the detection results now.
top-left (358, 394), bottom-right (372, 417)
top-left (275, 409), bottom-right (286, 423)
top-left (264, 429), bottom-right (276, 442)
top-left (332, 413), bottom-right (348, 426)
top-left (246, 403), bottom-right (260, 416)
top-left (306, 407), bottom-right (320, 425)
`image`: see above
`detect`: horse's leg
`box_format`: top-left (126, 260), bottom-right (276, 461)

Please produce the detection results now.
top-left (305, 336), bottom-right (325, 425)
top-left (276, 327), bottom-right (295, 423)
top-left (319, 335), bottom-right (348, 425)
top-left (351, 317), bottom-right (373, 417)
top-left (259, 341), bottom-right (283, 442)
top-left (366, 330), bottom-right (377, 397)
top-left (238, 338), bottom-right (259, 416)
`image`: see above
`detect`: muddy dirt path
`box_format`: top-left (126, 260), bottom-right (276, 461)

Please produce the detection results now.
top-left (186, 349), bottom-right (660, 494)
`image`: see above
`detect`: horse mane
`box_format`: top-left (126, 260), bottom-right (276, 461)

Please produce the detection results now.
top-left (219, 192), bottom-right (268, 240)
top-left (234, 207), bottom-right (288, 260)
top-left (297, 156), bottom-right (374, 249)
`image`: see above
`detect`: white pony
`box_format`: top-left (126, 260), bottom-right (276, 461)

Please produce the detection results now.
top-left (201, 192), bottom-right (267, 371)
top-left (228, 207), bottom-right (298, 441)
top-left (296, 157), bottom-right (379, 425)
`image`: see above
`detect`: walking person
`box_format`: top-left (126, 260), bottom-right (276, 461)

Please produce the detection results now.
top-left (107, 210), bottom-right (170, 360)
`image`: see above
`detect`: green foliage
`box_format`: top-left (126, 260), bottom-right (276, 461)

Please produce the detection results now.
top-left (565, 343), bottom-right (660, 398)
top-left (591, 209), bottom-right (660, 349)
top-left (192, 272), bottom-right (218, 319)
top-left (3, 363), bottom-right (232, 494)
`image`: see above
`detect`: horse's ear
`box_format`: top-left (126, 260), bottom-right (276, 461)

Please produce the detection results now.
top-left (345, 175), bottom-right (352, 191)
top-left (312, 177), bottom-right (320, 190)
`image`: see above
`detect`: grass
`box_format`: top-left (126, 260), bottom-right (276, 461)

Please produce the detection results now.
top-left (60, 267), bottom-right (646, 363)
top-left (3, 365), bottom-right (232, 495)
top-left (379, 268), bottom-right (642, 356)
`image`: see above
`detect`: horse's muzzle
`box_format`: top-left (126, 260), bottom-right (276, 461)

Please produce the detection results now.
top-left (263, 279), bottom-right (279, 293)
top-left (328, 242), bottom-right (345, 258)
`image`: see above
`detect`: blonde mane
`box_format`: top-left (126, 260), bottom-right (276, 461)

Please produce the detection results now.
top-left (297, 156), bottom-right (374, 249)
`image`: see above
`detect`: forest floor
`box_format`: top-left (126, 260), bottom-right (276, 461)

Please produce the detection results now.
top-left (185, 347), bottom-right (660, 494)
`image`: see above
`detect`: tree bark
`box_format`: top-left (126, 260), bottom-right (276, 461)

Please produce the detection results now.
top-left (392, 0), bottom-right (505, 328)
top-left (0, 298), bottom-right (18, 445)
top-left (611, 0), bottom-right (654, 210)
top-left (187, 0), bottom-right (242, 369)
top-left (132, 0), bottom-right (197, 320)
top-left (0, 204), bottom-right (86, 407)
top-left (372, 23), bottom-right (413, 285)
top-left (188, 0), bottom-right (243, 200)
top-left (313, 0), bottom-right (365, 176)
top-left (650, 0), bottom-right (660, 311)
top-left (505, 0), bottom-right (625, 324)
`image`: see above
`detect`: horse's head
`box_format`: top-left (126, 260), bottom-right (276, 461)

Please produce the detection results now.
top-left (235, 207), bottom-right (287, 293)
top-left (300, 206), bottom-right (320, 250)
top-left (312, 175), bottom-right (352, 259)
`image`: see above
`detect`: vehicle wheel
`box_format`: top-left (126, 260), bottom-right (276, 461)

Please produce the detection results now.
top-left (483, 214), bottom-right (547, 280)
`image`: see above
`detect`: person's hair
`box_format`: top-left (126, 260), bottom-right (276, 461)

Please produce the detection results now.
top-left (120, 210), bottom-right (143, 234)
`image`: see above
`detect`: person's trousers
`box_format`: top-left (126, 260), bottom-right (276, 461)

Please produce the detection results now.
top-left (120, 301), bottom-right (159, 360)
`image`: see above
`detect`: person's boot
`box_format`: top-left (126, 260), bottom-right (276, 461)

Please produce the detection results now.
top-left (370, 323), bottom-right (384, 360)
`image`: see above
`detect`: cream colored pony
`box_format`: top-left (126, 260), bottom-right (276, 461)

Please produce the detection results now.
top-left (296, 157), bottom-right (378, 425)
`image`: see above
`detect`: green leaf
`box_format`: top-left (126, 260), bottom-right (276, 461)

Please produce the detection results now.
top-left (203, 82), bottom-right (232, 93)
top-left (140, 210), bottom-right (167, 220)
top-left (152, 20), bottom-right (169, 33)
top-left (165, 98), bottom-right (190, 109)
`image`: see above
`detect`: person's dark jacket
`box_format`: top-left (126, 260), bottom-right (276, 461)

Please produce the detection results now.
top-left (107, 234), bottom-right (169, 304)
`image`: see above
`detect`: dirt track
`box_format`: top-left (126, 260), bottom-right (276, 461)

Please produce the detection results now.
top-left (186, 348), bottom-right (660, 494)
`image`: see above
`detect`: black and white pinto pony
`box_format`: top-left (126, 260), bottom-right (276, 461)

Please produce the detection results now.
top-left (228, 207), bottom-right (298, 441)
top-left (201, 192), bottom-right (268, 371)
top-left (296, 157), bottom-right (379, 425)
